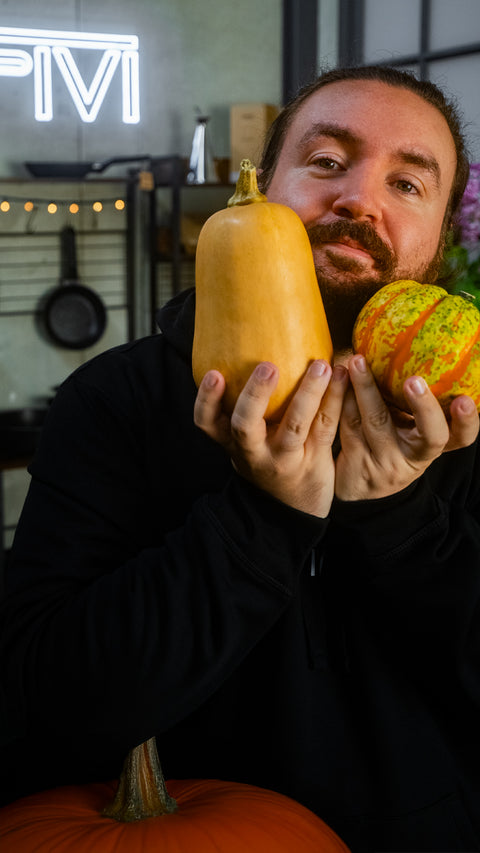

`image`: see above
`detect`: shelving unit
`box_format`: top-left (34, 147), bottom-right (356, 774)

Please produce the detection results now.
top-left (0, 175), bottom-right (137, 568)
top-left (146, 156), bottom-right (233, 333)
top-left (0, 164), bottom-right (233, 566)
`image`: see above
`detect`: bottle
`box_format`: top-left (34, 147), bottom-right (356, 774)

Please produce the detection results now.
top-left (187, 111), bottom-right (218, 184)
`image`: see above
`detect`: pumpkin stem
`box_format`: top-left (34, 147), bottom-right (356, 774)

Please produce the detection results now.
top-left (227, 158), bottom-right (267, 207)
top-left (103, 737), bottom-right (177, 822)
top-left (459, 290), bottom-right (477, 304)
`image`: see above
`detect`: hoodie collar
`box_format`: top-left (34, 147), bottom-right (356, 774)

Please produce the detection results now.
top-left (156, 287), bottom-right (196, 360)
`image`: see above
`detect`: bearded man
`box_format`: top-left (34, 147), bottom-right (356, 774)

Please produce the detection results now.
top-left (1, 66), bottom-right (479, 852)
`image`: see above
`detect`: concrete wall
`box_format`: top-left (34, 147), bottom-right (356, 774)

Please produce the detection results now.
top-left (0, 0), bottom-right (282, 176)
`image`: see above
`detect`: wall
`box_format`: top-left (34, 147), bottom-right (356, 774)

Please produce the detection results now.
top-left (0, 0), bottom-right (283, 393)
top-left (0, 0), bottom-right (282, 176)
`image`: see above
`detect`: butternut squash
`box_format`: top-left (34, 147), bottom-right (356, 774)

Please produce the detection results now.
top-left (192, 159), bottom-right (333, 421)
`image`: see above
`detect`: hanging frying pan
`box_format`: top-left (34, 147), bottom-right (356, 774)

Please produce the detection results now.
top-left (38, 226), bottom-right (107, 349)
top-left (24, 155), bottom-right (151, 179)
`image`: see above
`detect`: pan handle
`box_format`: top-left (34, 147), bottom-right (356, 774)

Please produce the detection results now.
top-left (60, 226), bottom-right (79, 281)
top-left (89, 155), bottom-right (151, 173)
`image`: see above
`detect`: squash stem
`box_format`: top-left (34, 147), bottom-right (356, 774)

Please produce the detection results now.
top-left (459, 290), bottom-right (476, 303)
top-left (227, 158), bottom-right (267, 207)
top-left (103, 737), bottom-right (177, 822)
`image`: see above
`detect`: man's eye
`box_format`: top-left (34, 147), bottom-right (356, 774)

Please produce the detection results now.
top-left (313, 157), bottom-right (340, 170)
top-left (396, 179), bottom-right (418, 194)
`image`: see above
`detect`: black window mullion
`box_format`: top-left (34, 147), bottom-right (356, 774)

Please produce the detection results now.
top-left (372, 42), bottom-right (480, 68)
top-left (282, 0), bottom-right (318, 102)
top-left (338, 0), bottom-right (365, 66)
top-left (419, 0), bottom-right (431, 78)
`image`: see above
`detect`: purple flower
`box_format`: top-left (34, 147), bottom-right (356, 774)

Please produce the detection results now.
top-left (458, 163), bottom-right (480, 247)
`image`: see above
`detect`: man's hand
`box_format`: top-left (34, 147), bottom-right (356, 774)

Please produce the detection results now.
top-left (194, 360), bottom-right (349, 517)
top-left (334, 354), bottom-right (480, 502)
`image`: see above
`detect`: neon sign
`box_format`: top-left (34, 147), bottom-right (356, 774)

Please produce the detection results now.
top-left (0, 26), bottom-right (139, 123)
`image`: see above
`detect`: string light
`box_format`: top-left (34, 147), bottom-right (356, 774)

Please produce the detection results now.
top-left (0, 196), bottom-right (127, 216)
top-left (0, 196), bottom-right (126, 223)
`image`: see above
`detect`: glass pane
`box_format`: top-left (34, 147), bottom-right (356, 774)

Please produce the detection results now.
top-left (429, 55), bottom-right (480, 160)
top-left (430, 0), bottom-right (480, 51)
top-left (363, 0), bottom-right (421, 63)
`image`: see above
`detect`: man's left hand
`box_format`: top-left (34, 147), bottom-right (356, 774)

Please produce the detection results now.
top-left (334, 354), bottom-right (480, 502)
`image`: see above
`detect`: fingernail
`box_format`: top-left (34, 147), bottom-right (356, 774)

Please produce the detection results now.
top-left (409, 376), bottom-right (427, 395)
top-left (204, 371), bottom-right (219, 388)
top-left (309, 359), bottom-right (327, 377)
top-left (255, 362), bottom-right (275, 381)
top-left (352, 354), bottom-right (367, 373)
top-left (332, 364), bottom-right (348, 382)
top-left (457, 396), bottom-right (476, 414)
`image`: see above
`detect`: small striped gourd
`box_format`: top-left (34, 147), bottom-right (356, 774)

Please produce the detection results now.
top-left (352, 279), bottom-right (480, 412)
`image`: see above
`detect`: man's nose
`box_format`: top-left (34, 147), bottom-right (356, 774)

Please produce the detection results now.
top-left (331, 168), bottom-right (383, 222)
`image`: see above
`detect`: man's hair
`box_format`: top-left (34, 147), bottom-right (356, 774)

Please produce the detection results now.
top-left (258, 65), bottom-right (470, 229)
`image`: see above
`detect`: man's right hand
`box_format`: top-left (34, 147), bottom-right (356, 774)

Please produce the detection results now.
top-left (193, 360), bottom-right (348, 518)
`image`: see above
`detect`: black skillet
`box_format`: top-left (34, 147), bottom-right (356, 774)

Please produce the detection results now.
top-left (25, 155), bottom-right (150, 179)
top-left (39, 226), bottom-right (107, 349)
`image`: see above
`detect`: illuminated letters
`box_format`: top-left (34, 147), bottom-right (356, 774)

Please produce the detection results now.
top-left (0, 26), bottom-right (140, 123)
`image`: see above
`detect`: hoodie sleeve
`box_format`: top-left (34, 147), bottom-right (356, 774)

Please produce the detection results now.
top-left (0, 346), bottom-right (327, 755)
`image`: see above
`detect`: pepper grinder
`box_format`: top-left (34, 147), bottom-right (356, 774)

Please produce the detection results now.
top-left (187, 110), bottom-right (218, 184)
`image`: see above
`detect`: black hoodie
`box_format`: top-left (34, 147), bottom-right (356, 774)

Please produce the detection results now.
top-left (1, 288), bottom-right (480, 851)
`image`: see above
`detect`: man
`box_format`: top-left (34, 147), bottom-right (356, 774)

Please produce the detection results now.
top-left (1, 66), bottom-right (479, 851)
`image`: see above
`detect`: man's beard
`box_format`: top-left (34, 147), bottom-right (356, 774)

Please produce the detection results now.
top-left (306, 219), bottom-right (446, 351)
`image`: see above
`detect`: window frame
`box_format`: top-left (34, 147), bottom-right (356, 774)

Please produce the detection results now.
top-left (282, 0), bottom-right (480, 100)
top-left (338, 0), bottom-right (480, 78)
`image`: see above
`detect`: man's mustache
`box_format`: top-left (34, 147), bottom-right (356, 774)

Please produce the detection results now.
top-left (305, 220), bottom-right (396, 274)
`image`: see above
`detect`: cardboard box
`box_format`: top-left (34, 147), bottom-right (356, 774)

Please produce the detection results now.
top-left (230, 103), bottom-right (279, 181)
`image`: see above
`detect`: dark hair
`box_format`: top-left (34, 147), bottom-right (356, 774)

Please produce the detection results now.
top-left (258, 65), bottom-right (470, 229)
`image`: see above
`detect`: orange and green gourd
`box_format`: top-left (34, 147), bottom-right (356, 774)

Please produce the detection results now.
top-left (352, 279), bottom-right (480, 412)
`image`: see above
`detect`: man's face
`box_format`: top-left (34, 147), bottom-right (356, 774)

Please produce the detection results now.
top-left (266, 79), bottom-right (458, 349)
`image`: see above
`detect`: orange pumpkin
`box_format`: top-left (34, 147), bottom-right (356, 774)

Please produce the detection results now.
top-left (352, 279), bottom-right (480, 412)
top-left (0, 738), bottom-right (350, 852)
